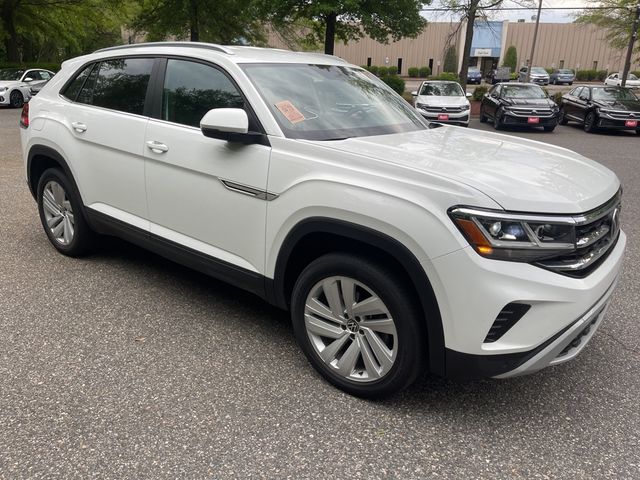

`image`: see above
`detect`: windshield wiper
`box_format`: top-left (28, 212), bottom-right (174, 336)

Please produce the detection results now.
top-left (322, 136), bottom-right (354, 141)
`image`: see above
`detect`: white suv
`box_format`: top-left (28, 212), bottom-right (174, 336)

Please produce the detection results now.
top-left (20, 42), bottom-right (625, 397)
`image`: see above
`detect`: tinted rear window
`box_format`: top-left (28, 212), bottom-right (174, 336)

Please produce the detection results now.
top-left (92, 58), bottom-right (154, 115)
top-left (62, 64), bottom-right (96, 101)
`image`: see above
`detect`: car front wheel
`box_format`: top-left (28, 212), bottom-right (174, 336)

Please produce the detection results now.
top-left (584, 111), bottom-right (598, 133)
top-left (9, 90), bottom-right (24, 108)
top-left (37, 168), bottom-right (95, 256)
top-left (494, 108), bottom-right (505, 130)
top-left (558, 108), bottom-right (568, 125)
top-left (290, 253), bottom-right (426, 398)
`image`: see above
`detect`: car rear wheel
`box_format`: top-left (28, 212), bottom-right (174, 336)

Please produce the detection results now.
top-left (9, 90), bottom-right (24, 108)
top-left (290, 253), bottom-right (426, 398)
top-left (37, 168), bottom-right (95, 256)
top-left (584, 111), bottom-right (598, 133)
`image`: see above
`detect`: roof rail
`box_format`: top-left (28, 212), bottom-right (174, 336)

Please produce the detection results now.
top-left (95, 41), bottom-right (235, 55)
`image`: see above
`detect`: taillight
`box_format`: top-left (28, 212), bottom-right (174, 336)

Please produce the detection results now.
top-left (20, 102), bottom-right (29, 128)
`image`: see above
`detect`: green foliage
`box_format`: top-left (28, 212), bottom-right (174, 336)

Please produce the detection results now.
top-left (632, 70), bottom-right (640, 77)
top-left (0, 62), bottom-right (60, 72)
top-left (377, 66), bottom-right (389, 76)
top-left (132, 0), bottom-right (267, 44)
top-left (368, 65), bottom-right (379, 75)
top-left (576, 0), bottom-right (640, 57)
top-left (552, 91), bottom-right (564, 106)
top-left (502, 45), bottom-right (517, 72)
top-left (575, 69), bottom-right (609, 81)
top-left (472, 85), bottom-right (488, 101)
top-left (387, 65), bottom-right (398, 75)
top-left (443, 45), bottom-right (458, 73)
top-left (408, 67), bottom-right (420, 77)
top-left (381, 74), bottom-right (405, 95)
top-left (418, 66), bottom-right (431, 77)
top-left (265, 0), bottom-right (429, 54)
top-left (545, 68), bottom-right (554, 75)
top-left (432, 72), bottom-right (460, 82)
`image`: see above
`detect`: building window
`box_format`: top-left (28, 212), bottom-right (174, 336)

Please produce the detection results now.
top-left (559, 60), bottom-right (564, 68)
top-left (397, 58), bottom-right (403, 75)
top-left (428, 58), bottom-right (433, 71)
top-left (593, 61), bottom-right (598, 70)
top-left (367, 57), bottom-right (372, 67)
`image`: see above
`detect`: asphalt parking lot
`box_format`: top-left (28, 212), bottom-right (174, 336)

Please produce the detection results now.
top-left (1, 107), bottom-right (639, 479)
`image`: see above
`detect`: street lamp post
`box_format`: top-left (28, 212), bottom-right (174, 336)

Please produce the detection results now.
top-left (524, 0), bottom-right (543, 83)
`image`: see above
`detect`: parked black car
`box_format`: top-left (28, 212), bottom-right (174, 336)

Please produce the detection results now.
top-left (559, 85), bottom-right (640, 134)
top-left (479, 83), bottom-right (559, 131)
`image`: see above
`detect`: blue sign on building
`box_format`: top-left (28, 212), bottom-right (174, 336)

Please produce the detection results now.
top-left (471, 21), bottom-right (503, 58)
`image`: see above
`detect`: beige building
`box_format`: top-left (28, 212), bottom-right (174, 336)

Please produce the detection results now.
top-left (268, 21), bottom-right (639, 75)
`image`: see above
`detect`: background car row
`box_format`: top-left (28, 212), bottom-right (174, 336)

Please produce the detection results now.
top-left (0, 68), bottom-right (54, 108)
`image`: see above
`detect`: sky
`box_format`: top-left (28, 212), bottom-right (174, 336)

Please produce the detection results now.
top-left (423, 0), bottom-right (591, 24)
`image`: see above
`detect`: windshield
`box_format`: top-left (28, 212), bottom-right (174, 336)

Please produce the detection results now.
top-left (419, 82), bottom-right (464, 96)
top-left (592, 87), bottom-right (638, 101)
top-left (502, 85), bottom-right (547, 99)
top-left (531, 67), bottom-right (547, 75)
top-left (558, 69), bottom-right (573, 74)
top-left (241, 63), bottom-right (426, 140)
top-left (0, 68), bottom-right (23, 81)
top-left (629, 74), bottom-right (639, 80)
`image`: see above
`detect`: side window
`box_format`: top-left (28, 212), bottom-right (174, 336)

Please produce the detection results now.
top-left (25, 70), bottom-right (41, 81)
top-left (162, 59), bottom-right (244, 128)
top-left (494, 85), bottom-right (502, 97)
top-left (62, 63), bottom-right (96, 101)
top-left (40, 71), bottom-right (52, 81)
top-left (91, 58), bottom-right (154, 115)
top-left (77, 63), bottom-right (100, 105)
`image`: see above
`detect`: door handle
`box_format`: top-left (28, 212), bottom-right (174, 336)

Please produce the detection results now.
top-left (71, 122), bottom-right (87, 133)
top-left (146, 141), bottom-right (169, 154)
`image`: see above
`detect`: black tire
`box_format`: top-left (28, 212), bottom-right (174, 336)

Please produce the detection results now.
top-left (9, 90), bottom-right (24, 108)
top-left (636, 129), bottom-right (640, 135)
top-left (558, 108), bottom-right (568, 125)
top-left (37, 168), bottom-right (95, 257)
top-left (544, 125), bottom-right (556, 132)
top-left (290, 253), bottom-right (427, 398)
top-left (493, 108), bottom-right (504, 130)
top-left (584, 111), bottom-right (597, 133)
top-left (479, 105), bottom-right (488, 123)
top-left (569, 82), bottom-right (573, 85)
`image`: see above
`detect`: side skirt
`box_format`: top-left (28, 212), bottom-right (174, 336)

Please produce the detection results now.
top-left (85, 209), bottom-right (268, 301)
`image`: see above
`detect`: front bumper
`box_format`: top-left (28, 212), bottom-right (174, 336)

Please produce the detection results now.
top-left (418, 109), bottom-right (470, 125)
top-left (502, 110), bottom-right (558, 127)
top-left (530, 77), bottom-right (549, 85)
top-left (426, 229), bottom-right (626, 379)
top-left (597, 112), bottom-right (640, 130)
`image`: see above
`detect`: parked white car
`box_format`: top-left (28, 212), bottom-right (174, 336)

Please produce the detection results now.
top-left (604, 73), bottom-right (640, 88)
top-left (519, 66), bottom-right (550, 85)
top-left (0, 68), bottom-right (55, 107)
top-left (20, 43), bottom-right (625, 397)
top-left (411, 80), bottom-right (471, 126)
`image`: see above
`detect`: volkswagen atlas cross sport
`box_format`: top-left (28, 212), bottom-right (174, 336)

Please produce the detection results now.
top-left (20, 42), bottom-right (625, 398)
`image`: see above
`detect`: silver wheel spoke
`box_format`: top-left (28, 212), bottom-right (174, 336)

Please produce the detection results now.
top-left (339, 278), bottom-right (356, 318)
top-left (322, 279), bottom-right (344, 319)
top-left (42, 190), bottom-right (61, 217)
top-left (363, 329), bottom-right (394, 371)
top-left (336, 339), bottom-right (360, 376)
top-left (66, 211), bottom-right (75, 224)
top-left (305, 297), bottom-right (341, 323)
top-left (47, 215), bottom-right (63, 229)
top-left (319, 334), bottom-right (350, 363)
top-left (51, 182), bottom-right (65, 205)
top-left (42, 181), bottom-right (75, 246)
top-left (52, 220), bottom-right (65, 238)
top-left (305, 314), bottom-right (344, 339)
top-left (359, 317), bottom-right (396, 335)
top-left (352, 295), bottom-right (386, 317)
top-left (358, 335), bottom-right (381, 379)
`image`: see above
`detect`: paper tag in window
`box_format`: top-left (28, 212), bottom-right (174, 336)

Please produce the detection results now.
top-left (275, 101), bottom-right (305, 124)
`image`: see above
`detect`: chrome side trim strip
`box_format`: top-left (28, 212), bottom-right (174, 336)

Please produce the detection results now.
top-left (219, 179), bottom-right (278, 201)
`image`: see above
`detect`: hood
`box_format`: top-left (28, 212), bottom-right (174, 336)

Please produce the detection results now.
top-left (311, 127), bottom-right (618, 214)
top-left (502, 98), bottom-right (556, 107)
top-left (0, 80), bottom-right (20, 88)
top-left (594, 99), bottom-right (640, 111)
top-left (416, 95), bottom-right (469, 107)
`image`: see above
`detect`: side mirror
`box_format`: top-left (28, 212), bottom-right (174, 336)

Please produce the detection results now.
top-left (466, 92), bottom-right (472, 98)
top-left (200, 108), bottom-right (268, 145)
top-left (24, 77), bottom-right (33, 83)
top-left (411, 91), bottom-right (418, 96)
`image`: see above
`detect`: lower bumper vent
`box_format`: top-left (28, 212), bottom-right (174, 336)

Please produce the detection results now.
top-left (484, 303), bottom-right (531, 343)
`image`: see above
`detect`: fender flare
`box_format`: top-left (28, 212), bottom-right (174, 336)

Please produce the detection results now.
top-left (268, 217), bottom-right (446, 376)
top-left (27, 145), bottom-right (81, 202)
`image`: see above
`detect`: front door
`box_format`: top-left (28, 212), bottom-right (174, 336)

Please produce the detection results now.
top-left (143, 58), bottom-right (271, 275)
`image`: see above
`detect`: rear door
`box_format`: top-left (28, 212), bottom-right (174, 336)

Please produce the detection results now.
top-left (59, 57), bottom-right (155, 228)
top-left (143, 58), bottom-right (271, 276)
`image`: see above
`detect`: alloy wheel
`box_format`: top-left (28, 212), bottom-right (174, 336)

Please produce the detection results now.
top-left (10, 90), bottom-right (23, 108)
top-left (42, 180), bottom-right (75, 245)
top-left (304, 276), bottom-right (398, 383)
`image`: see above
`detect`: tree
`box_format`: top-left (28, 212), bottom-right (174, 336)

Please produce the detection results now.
top-left (439, 0), bottom-right (532, 88)
top-left (502, 45), bottom-right (517, 72)
top-left (576, 0), bottom-right (640, 69)
top-left (264, 0), bottom-right (429, 55)
top-left (131, 0), bottom-right (268, 45)
top-left (443, 44), bottom-right (458, 71)
top-left (0, 0), bottom-right (128, 63)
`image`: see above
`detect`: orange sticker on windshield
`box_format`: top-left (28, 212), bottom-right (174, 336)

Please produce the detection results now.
top-left (275, 100), bottom-right (305, 124)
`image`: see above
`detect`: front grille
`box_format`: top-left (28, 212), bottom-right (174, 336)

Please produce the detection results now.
top-left (418, 104), bottom-right (466, 113)
top-left (484, 303), bottom-right (531, 343)
top-left (606, 111), bottom-right (640, 121)
top-left (537, 194), bottom-right (621, 278)
top-left (508, 107), bottom-right (554, 117)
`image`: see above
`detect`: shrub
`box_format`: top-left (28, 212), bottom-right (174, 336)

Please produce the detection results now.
top-left (472, 86), bottom-right (488, 101)
top-left (360, 65), bottom-right (370, 71)
top-left (545, 68), bottom-right (554, 75)
top-left (632, 70), bottom-right (640, 78)
top-left (552, 91), bottom-right (564, 106)
top-left (0, 62), bottom-right (61, 72)
top-left (387, 65), bottom-right (398, 75)
top-left (576, 69), bottom-right (600, 81)
top-left (418, 66), bottom-right (431, 77)
top-left (432, 72), bottom-right (459, 82)
top-left (443, 45), bottom-right (458, 73)
top-left (408, 67), bottom-right (420, 78)
top-left (377, 66), bottom-right (389, 76)
top-left (368, 65), bottom-right (379, 75)
top-left (502, 46), bottom-right (517, 72)
top-left (510, 72), bottom-right (518, 80)
top-left (382, 75), bottom-right (405, 95)
top-left (596, 70), bottom-right (608, 81)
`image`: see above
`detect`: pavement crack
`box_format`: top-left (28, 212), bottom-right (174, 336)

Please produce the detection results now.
top-left (600, 330), bottom-right (640, 357)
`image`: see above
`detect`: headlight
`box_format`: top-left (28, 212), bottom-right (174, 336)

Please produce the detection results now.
top-left (462, 104), bottom-right (470, 111)
top-left (0, 87), bottom-right (6, 94)
top-left (449, 207), bottom-right (575, 262)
